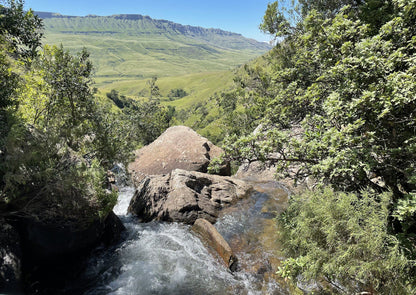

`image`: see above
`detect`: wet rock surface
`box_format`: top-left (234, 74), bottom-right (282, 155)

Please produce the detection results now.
top-left (128, 169), bottom-right (252, 224)
top-left (0, 218), bottom-right (23, 294)
top-left (191, 218), bottom-right (238, 271)
top-left (128, 125), bottom-right (230, 186)
top-left (17, 211), bottom-right (125, 294)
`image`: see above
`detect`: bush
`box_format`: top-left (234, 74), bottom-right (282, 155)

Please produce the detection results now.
top-left (278, 187), bottom-right (415, 293)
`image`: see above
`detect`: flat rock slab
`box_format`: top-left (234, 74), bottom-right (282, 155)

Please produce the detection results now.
top-left (128, 169), bottom-right (252, 224)
top-left (128, 125), bottom-right (230, 186)
top-left (192, 218), bottom-right (238, 271)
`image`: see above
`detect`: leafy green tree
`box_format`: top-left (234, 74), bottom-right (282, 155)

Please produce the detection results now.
top-left (125, 99), bottom-right (173, 145)
top-left (221, 0), bottom-right (416, 292)
top-left (0, 1), bottom-right (128, 220)
top-left (104, 89), bottom-right (174, 147)
top-left (106, 89), bottom-right (125, 108)
top-left (226, 0), bottom-right (416, 198)
top-left (147, 76), bottom-right (160, 98)
top-left (0, 0), bottom-right (43, 58)
top-left (168, 88), bottom-right (188, 100)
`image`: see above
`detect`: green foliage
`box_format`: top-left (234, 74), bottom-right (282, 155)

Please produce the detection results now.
top-left (217, 58), bottom-right (274, 137)
top-left (106, 89), bottom-right (125, 108)
top-left (278, 188), bottom-right (415, 293)
top-left (0, 0), bottom-right (43, 58)
top-left (104, 89), bottom-right (174, 146)
top-left (224, 0), bottom-right (416, 197)
top-left (220, 0), bottom-right (416, 291)
top-left (207, 156), bottom-right (224, 175)
top-left (147, 76), bottom-right (160, 98)
top-left (168, 88), bottom-right (188, 100)
top-left (260, 1), bottom-right (293, 37)
top-left (2, 125), bottom-right (116, 222)
top-left (0, 1), bottom-right (130, 221)
top-left (125, 99), bottom-right (173, 145)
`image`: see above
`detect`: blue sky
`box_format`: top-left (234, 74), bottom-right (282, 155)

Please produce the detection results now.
top-left (24, 0), bottom-right (274, 42)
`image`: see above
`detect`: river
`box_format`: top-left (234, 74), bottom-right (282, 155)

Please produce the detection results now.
top-left (64, 181), bottom-right (290, 295)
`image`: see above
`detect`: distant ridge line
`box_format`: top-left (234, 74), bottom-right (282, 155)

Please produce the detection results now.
top-left (34, 11), bottom-right (245, 38)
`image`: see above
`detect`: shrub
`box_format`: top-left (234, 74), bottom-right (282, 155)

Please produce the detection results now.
top-left (278, 187), bottom-right (415, 293)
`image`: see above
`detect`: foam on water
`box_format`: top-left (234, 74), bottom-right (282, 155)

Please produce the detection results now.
top-left (77, 185), bottom-right (288, 295)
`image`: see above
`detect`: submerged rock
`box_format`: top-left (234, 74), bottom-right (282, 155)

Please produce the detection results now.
top-left (192, 218), bottom-right (238, 271)
top-left (0, 218), bottom-right (22, 294)
top-left (128, 169), bottom-right (252, 224)
top-left (128, 125), bottom-right (230, 186)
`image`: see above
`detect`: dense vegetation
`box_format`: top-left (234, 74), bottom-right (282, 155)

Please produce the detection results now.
top-left (2, 0), bottom-right (416, 292)
top-left (0, 0), bottom-right (169, 222)
top-left (218, 0), bottom-right (416, 292)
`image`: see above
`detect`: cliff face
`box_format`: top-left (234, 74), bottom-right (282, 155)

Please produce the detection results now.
top-left (36, 12), bottom-right (272, 51)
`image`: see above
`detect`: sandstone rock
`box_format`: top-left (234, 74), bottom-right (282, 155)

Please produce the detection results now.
top-left (128, 169), bottom-right (252, 224)
top-left (192, 218), bottom-right (238, 271)
top-left (235, 160), bottom-right (277, 183)
top-left (0, 219), bottom-right (22, 294)
top-left (128, 125), bottom-right (230, 186)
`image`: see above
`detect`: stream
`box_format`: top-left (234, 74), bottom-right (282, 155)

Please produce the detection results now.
top-left (65, 181), bottom-right (290, 295)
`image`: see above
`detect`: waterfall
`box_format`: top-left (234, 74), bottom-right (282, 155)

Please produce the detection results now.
top-left (67, 182), bottom-right (289, 295)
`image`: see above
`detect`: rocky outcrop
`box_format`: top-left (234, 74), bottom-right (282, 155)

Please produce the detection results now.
top-left (0, 219), bottom-right (22, 294)
top-left (128, 126), bottom-right (230, 186)
top-left (192, 218), bottom-right (238, 271)
top-left (128, 169), bottom-right (252, 224)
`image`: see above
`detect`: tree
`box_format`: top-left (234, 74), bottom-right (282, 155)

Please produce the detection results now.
top-left (147, 76), bottom-right (160, 98)
top-left (168, 88), bottom-right (188, 100)
top-left (221, 0), bottom-right (416, 292)
top-left (0, 1), bottom-right (129, 220)
top-left (0, 0), bottom-right (43, 59)
top-left (125, 99), bottom-right (173, 145)
top-left (226, 0), bottom-right (416, 199)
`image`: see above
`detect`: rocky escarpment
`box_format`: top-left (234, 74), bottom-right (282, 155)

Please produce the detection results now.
top-left (128, 169), bottom-right (252, 224)
top-left (128, 125), bottom-right (230, 186)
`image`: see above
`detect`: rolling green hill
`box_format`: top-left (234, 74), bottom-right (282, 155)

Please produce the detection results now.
top-left (38, 12), bottom-right (271, 89)
top-left (37, 12), bottom-right (271, 141)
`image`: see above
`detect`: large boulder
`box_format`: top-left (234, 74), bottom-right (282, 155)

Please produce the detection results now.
top-left (0, 219), bottom-right (22, 294)
top-left (192, 218), bottom-right (238, 271)
top-left (128, 126), bottom-right (230, 186)
top-left (128, 169), bottom-right (252, 224)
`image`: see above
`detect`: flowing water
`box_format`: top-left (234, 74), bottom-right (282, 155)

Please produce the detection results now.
top-left (71, 181), bottom-right (290, 295)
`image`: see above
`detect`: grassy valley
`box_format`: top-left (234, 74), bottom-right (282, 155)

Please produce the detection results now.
top-left (38, 12), bottom-right (270, 139)
top-left (39, 12), bottom-right (271, 90)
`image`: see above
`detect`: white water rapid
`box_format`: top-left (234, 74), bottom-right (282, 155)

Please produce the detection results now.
top-left (67, 184), bottom-right (289, 295)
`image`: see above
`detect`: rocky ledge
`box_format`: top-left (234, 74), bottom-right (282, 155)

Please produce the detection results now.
top-left (128, 169), bottom-right (252, 224)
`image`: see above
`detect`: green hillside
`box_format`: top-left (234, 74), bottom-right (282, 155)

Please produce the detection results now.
top-left (96, 70), bottom-right (235, 141)
top-left (38, 12), bottom-right (271, 89)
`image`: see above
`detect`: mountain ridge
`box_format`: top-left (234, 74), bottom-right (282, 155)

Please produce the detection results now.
top-left (37, 11), bottom-right (271, 90)
top-left (36, 11), bottom-right (269, 48)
